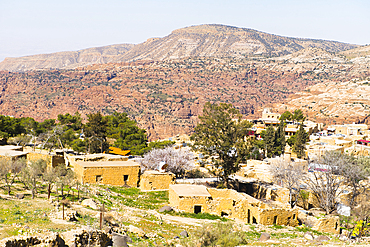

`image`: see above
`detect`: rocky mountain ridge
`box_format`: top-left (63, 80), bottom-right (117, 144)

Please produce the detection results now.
top-left (0, 44), bottom-right (134, 72)
top-left (0, 24), bottom-right (358, 72)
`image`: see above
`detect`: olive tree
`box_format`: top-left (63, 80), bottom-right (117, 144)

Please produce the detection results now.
top-left (0, 157), bottom-right (26, 195)
top-left (20, 159), bottom-right (47, 199)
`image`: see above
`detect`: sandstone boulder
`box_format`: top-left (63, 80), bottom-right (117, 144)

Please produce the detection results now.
top-left (304, 232), bottom-right (314, 240)
top-left (112, 232), bottom-right (132, 247)
top-left (81, 198), bottom-right (99, 210)
top-left (312, 216), bottom-right (340, 234)
top-left (315, 235), bottom-right (330, 242)
top-left (180, 230), bottom-right (189, 237)
top-left (259, 232), bottom-right (270, 241)
top-left (159, 206), bottom-right (173, 213)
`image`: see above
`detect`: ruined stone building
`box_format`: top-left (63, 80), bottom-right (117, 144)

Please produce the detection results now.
top-left (169, 184), bottom-right (299, 226)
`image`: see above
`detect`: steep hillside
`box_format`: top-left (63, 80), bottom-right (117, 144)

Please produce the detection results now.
top-left (0, 53), bottom-right (369, 140)
top-left (273, 79), bottom-right (370, 125)
top-left (0, 44), bottom-right (134, 72)
top-left (0, 24), bottom-right (357, 72)
top-left (339, 45), bottom-right (370, 59)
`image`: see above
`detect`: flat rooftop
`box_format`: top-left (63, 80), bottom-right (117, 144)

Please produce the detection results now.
top-left (170, 184), bottom-right (211, 197)
top-left (0, 150), bottom-right (28, 157)
top-left (75, 159), bottom-right (140, 168)
top-left (69, 153), bottom-right (127, 161)
top-left (0, 145), bottom-right (23, 150)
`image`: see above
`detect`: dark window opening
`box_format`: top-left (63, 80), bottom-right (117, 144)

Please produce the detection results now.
top-left (221, 211), bottom-right (228, 217)
top-left (96, 175), bottom-right (102, 183)
top-left (273, 215), bottom-right (278, 225)
top-left (194, 205), bottom-right (202, 214)
top-left (253, 216), bottom-right (257, 224)
top-left (247, 209), bottom-right (251, 224)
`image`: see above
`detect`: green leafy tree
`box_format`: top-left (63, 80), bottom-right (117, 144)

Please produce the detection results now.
top-left (263, 126), bottom-right (276, 158)
top-left (293, 109), bottom-right (305, 123)
top-left (287, 134), bottom-right (297, 147)
top-left (191, 102), bottom-right (253, 187)
top-left (280, 111), bottom-right (293, 121)
top-left (275, 120), bottom-right (286, 156)
top-left (57, 112), bottom-right (83, 131)
top-left (293, 124), bottom-right (307, 159)
top-left (106, 112), bottom-right (148, 155)
top-left (85, 112), bottom-right (108, 153)
top-left (146, 140), bottom-right (175, 152)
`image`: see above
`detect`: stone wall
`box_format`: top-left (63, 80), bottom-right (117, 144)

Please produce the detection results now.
top-left (139, 170), bottom-right (175, 191)
top-left (27, 152), bottom-right (65, 168)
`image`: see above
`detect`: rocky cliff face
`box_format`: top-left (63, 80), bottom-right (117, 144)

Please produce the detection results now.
top-left (0, 24), bottom-right (357, 72)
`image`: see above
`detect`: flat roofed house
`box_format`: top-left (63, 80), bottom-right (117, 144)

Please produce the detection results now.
top-left (74, 160), bottom-right (140, 187)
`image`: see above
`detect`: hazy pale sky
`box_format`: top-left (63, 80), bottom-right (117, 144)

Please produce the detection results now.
top-left (0, 0), bottom-right (369, 61)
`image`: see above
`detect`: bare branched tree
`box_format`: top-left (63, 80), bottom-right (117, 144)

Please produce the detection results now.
top-left (341, 157), bottom-right (368, 208)
top-left (270, 159), bottom-right (305, 208)
top-left (140, 147), bottom-right (194, 177)
top-left (306, 151), bottom-right (356, 214)
top-left (43, 166), bottom-right (58, 200)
